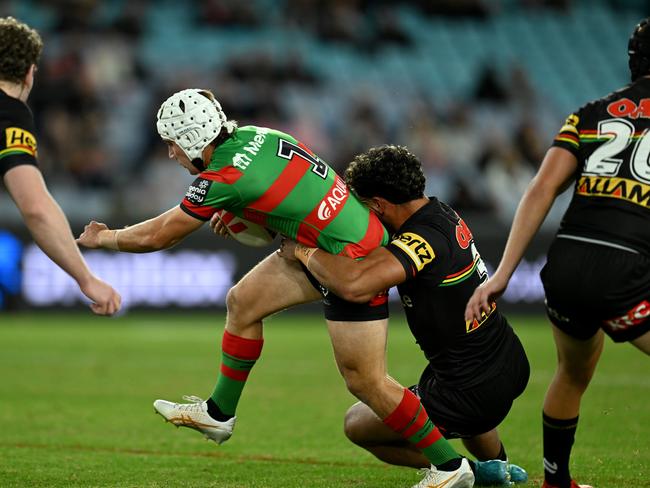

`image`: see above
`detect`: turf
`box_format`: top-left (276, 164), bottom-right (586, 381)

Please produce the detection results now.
top-left (0, 312), bottom-right (648, 487)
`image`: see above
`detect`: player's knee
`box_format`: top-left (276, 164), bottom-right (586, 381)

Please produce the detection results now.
top-left (557, 362), bottom-right (594, 391)
top-left (343, 404), bottom-right (370, 446)
top-left (340, 368), bottom-right (381, 402)
top-left (226, 283), bottom-right (256, 327)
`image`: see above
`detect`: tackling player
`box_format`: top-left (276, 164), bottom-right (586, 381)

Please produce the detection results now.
top-left (278, 145), bottom-right (530, 487)
top-left (0, 17), bottom-right (120, 316)
top-left (465, 17), bottom-right (650, 488)
top-left (77, 89), bottom-right (475, 487)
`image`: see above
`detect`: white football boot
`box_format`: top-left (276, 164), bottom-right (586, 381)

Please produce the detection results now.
top-left (153, 395), bottom-right (235, 444)
top-left (412, 457), bottom-right (475, 488)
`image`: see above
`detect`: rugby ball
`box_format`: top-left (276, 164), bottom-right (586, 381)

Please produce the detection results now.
top-left (214, 209), bottom-right (277, 247)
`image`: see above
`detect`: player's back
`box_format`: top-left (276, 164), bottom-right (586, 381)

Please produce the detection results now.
top-left (553, 77), bottom-right (650, 254)
top-left (180, 126), bottom-right (388, 256)
top-left (387, 198), bottom-right (518, 388)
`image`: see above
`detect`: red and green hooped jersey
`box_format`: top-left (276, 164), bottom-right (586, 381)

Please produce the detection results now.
top-left (180, 126), bottom-right (388, 257)
top-left (552, 77), bottom-right (650, 254)
top-left (0, 89), bottom-right (38, 177)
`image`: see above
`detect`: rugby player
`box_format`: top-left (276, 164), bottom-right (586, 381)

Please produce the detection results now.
top-left (0, 17), bottom-right (120, 316)
top-left (465, 17), bottom-right (650, 488)
top-left (77, 89), bottom-right (475, 487)
top-left (277, 145), bottom-right (530, 487)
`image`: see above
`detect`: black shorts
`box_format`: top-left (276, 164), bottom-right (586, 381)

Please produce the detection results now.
top-left (411, 333), bottom-right (529, 439)
top-left (302, 264), bottom-right (389, 322)
top-left (541, 238), bottom-right (650, 342)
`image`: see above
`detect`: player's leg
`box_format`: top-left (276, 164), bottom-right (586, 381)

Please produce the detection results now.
top-left (631, 329), bottom-right (650, 354)
top-left (542, 325), bottom-right (604, 488)
top-left (344, 401), bottom-right (519, 486)
top-left (344, 400), bottom-right (429, 468)
top-left (154, 252), bottom-right (321, 442)
top-left (208, 252), bottom-right (321, 419)
top-left (327, 319), bottom-right (469, 482)
top-left (463, 430), bottom-right (530, 486)
top-left (462, 429), bottom-right (503, 461)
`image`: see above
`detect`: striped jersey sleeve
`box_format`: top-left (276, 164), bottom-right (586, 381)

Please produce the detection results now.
top-left (551, 112), bottom-right (581, 157)
top-left (179, 167), bottom-right (245, 220)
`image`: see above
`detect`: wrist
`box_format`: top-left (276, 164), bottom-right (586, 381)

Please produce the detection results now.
top-left (99, 229), bottom-right (120, 250)
top-left (294, 243), bottom-right (318, 268)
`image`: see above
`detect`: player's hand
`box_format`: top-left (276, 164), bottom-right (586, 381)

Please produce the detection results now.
top-left (277, 238), bottom-right (298, 261)
top-left (464, 275), bottom-right (508, 323)
top-left (77, 221), bottom-right (111, 249)
top-left (79, 276), bottom-right (122, 316)
top-left (209, 211), bottom-right (231, 239)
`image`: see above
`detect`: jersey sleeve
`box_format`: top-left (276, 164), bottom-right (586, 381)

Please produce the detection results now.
top-left (179, 173), bottom-right (243, 221)
top-left (386, 223), bottom-right (451, 283)
top-left (0, 102), bottom-right (38, 177)
top-left (551, 111), bottom-right (581, 158)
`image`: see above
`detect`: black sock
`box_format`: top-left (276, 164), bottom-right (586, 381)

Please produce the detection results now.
top-left (206, 397), bottom-right (233, 422)
top-left (436, 457), bottom-right (462, 472)
top-left (497, 442), bottom-right (507, 462)
top-left (466, 443), bottom-right (506, 475)
top-left (543, 412), bottom-right (579, 488)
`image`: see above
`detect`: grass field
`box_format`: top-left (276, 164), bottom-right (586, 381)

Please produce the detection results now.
top-left (0, 312), bottom-right (648, 488)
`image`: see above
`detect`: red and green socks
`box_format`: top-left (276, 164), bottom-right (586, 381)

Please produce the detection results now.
top-left (207, 330), bottom-right (263, 421)
top-left (383, 388), bottom-right (460, 469)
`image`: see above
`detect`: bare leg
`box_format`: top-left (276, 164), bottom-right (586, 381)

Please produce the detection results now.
top-left (544, 326), bottom-right (604, 418)
top-left (225, 252), bottom-right (321, 339)
top-left (327, 319), bottom-right (404, 418)
top-left (462, 430), bottom-right (503, 461)
top-left (344, 401), bottom-right (430, 468)
top-left (631, 329), bottom-right (650, 355)
top-left (344, 400), bottom-right (505, 464)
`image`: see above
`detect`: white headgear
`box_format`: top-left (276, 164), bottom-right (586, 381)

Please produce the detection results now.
top-left (156, 88), bottom-right (229, 161)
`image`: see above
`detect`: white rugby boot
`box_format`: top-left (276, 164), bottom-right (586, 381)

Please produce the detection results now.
top-left (153, 395), bottom-right (235, 444)
top-left (412, 457), bottom-right (475, 488)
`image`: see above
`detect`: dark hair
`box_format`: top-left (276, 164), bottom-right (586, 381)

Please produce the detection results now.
top-left (344, 145), bottom-right (425, 204)
top-left (629, 17), bottom-right (650, 81)
top-left (0, 17), bottom-right (43, 83)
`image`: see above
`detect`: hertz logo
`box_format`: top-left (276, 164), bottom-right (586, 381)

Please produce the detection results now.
top-left (391, 232), bottom-right (435, 271)
top-left (4, 127), bottom-right (37, 156)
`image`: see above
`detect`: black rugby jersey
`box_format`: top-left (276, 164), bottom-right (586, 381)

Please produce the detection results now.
top-left (0, 89), bottom-right (38, 177)
top-left (386, 198), bottom-right (517, 388)
top-left (552, 77), bottom-right (650, 254)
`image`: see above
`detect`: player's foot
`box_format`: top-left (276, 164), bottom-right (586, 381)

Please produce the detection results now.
top-left (541, 481), bottom-right (593, 488)
top-left (412, 457), bottom-right (474, 488)
top-left (153, 395), bottom-right (235, 444)
top-left (507, 463), bottom-right (528, 484)
top-left (474, 459), bottom-right (511, 486)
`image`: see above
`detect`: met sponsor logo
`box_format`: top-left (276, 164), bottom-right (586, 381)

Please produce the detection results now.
top-left (232, 127), bottom-right (268, 170)
top-left (317, 176), bottom-right (348, 221)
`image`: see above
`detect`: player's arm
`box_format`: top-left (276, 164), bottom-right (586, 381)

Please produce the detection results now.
top-left (4, 165), bottom-right (121, 315)
top-left (290, 242), bottom-right (406, 303)
top-left (465, 146), bottom-right (578, 321)
top-left (77, 205), bottom-right (204, 252)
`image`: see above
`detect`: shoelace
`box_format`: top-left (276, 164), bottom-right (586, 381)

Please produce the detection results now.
top-left (176, 395), bottom-right (206, 412)
top-left (417, 468), bottom-right (431, 477)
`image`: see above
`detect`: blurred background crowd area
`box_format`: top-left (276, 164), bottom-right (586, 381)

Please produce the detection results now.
top-left (0, 0), bottom-right (647, 227)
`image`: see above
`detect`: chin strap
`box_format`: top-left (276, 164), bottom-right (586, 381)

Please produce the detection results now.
top-left (191, 157), bottom-right (205, 172)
